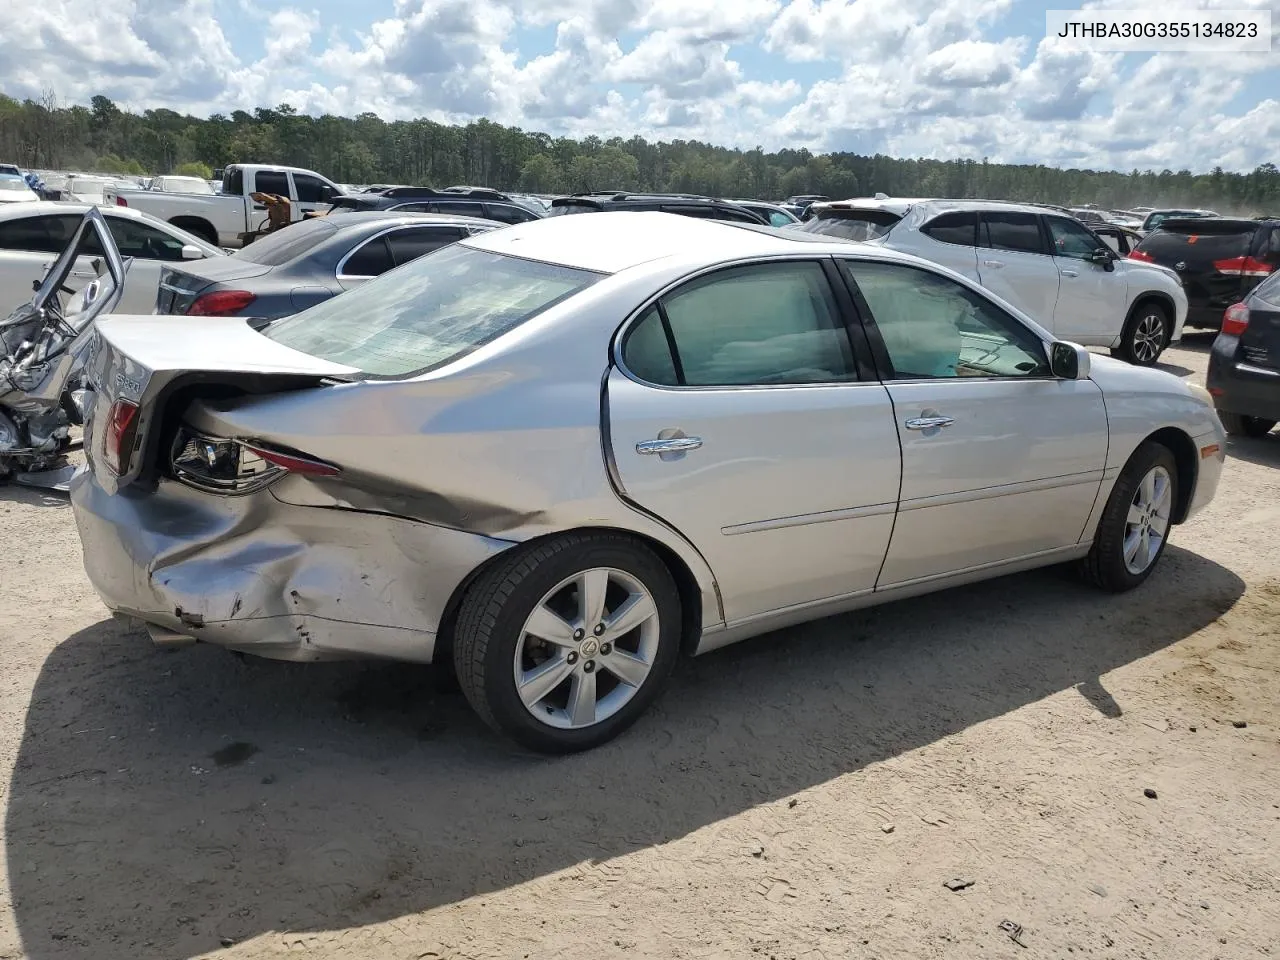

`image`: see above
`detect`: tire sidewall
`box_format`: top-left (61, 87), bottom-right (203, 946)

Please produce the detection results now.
top-left (479, 539), bottom-right (682, 753)
top-left (1095, 443), bottom-right (1179, 589)
top-left (1123, 303), bottom-right (1170, 367)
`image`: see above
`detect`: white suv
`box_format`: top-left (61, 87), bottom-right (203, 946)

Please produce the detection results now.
top-left (797, 198), bottom-right (1187, 366)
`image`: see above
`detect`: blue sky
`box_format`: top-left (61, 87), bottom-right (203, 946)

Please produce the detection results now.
top-left (1, 0), bottom-right (1277, 171)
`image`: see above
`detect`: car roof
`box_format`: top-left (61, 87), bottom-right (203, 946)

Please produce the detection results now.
top-left (0, 200), bottom-right (153, 222)
top-left (462, 209), bottom-right (950, 274)
top-left (812, 197), bottom-right (1060, 218)
top-left (318, 209), bottom-right (501, 229)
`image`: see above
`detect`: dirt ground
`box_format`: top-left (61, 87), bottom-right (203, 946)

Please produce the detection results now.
top-left (0, 332), bottom-right (1277, 960)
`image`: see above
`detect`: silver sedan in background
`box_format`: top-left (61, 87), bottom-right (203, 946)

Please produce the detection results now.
top-left (70, 212), bottom-right (1225, 753)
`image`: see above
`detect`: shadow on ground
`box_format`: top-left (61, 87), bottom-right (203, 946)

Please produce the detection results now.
top-left (1226, 431), bottom-right (1280, 469)
top-left (1173, 332), bottom-right (1217, 355)
top-left (0, 486), bottom-right (72, 510)
top-left (6, 546), bottom-right (1245, 959)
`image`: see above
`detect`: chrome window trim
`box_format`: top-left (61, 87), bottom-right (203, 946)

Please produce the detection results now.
top-left (334, 223), bottom-right (465, 281)
top-left (611, 254), bottom-right (869, 392)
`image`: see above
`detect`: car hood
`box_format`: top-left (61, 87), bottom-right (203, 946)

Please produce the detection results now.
top-left (1088, 352), bottom-right (1214, 412)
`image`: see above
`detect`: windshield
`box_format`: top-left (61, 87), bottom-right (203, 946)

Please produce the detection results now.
top-left (261, 243), bottom-right (601, 377)
top-left (230, 217), bottom-right (337, 266)
top-left (796, 211), bottom-right (901, 242)
top-left (0, 179), bottom-right (32, 192)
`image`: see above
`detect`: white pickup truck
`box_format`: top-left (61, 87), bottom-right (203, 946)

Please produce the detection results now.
top-left (103, 164), bottom-right (345, 247)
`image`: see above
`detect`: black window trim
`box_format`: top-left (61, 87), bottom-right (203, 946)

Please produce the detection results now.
top-left (384, 224), bottom-right (466, 267)
top-left (832, 256), bottom-right (1057, 384)
top-left (977, 210), bottom-right (1051, 258)
top-left (920, 210), bottom-right (978, 248)
top-left (612, 255), bottom-right (877, 391)
top-left (335, 225), bottom-right (408, 279)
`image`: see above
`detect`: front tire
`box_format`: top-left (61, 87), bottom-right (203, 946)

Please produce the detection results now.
top-left (1079, 441), bottom-right (1178, 592)
top-left (1113, 303), bottom-right (1170, 366)
top-left (453, 533), bottom-right (682, 753)
top-left (1219, 412), bottom-right (1276, 438)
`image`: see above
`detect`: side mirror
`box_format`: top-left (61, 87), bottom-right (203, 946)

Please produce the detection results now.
top-left (180, 244), bottom-right (204, 260)
top-left (1050, 341), bottom-right (1091, 380)
top-left (1088, 247), bottom-right (1115, 271)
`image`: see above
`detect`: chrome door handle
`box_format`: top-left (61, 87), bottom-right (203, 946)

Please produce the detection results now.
top-left (982, 259), bottom-right (1004, 269)
top-left (904, 416), bottom-right (955, 430)
top-left (1060, 269), bottom-right (1079, 278)
top-left (636, 436), bottom-right (702, 455)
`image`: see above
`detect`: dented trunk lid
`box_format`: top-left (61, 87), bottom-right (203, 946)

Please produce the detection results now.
top-left (83, 314), bottom-right (359, 493)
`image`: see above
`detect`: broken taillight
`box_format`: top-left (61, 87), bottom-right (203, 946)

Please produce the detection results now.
top-left (104, 399), bottom-right (140, 475)
top-left (186, 290), bottom-right (257, 316)
top-left (170, 427), bottom-right (339, 494)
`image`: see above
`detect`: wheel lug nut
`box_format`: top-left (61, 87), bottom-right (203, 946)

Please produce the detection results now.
top-left (600, 642), bottom-right (612, 655)
top-left (567, 652), bottom-right (578, 665)
top-left (573, 628), bottom-right (584, 641)
top-left (593, 623), bottom-right (605, 636)
top-left (583, 660), bottom-right (595, 673)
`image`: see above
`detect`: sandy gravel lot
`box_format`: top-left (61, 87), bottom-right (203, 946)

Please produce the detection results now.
top-left (0, 333), bottom-right (1277, 960)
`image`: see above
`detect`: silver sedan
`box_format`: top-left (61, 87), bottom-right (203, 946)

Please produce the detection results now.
top-left (70, 211), bottom-right (1226, 752)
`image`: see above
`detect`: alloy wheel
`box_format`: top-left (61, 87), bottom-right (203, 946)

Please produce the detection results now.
top-left (1132, 313), bottom-right (1166, 364)
top-left (1123, 464), bottom-right (1173, 574)
top-left (513, 567), bottom-right (661, 729)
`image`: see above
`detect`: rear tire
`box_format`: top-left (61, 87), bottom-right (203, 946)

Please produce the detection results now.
top-left (453, 533), bottom-right (682, 753)
top-left (1219, 412), bottom-right (1276, 438)
top-left (1079, 441), bottom-right (1178, 592)
top-left (169, 218), bottom-right (218, 247)
top-left (1113, 302), bottom-right (1170, 366)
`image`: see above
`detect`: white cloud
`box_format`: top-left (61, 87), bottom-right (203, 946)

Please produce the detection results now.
top-left (0, 0), bottom-right (1276, 171)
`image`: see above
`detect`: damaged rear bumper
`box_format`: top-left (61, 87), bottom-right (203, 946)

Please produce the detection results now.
top-left (69, 471), bottom-right (515, 663)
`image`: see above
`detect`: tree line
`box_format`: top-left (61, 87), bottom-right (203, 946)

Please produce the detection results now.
top-left (1, 91), bottom-right (1277, 214)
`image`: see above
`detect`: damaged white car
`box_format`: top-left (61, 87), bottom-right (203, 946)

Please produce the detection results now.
top-left (70, 211), bottom-right (1226, 753)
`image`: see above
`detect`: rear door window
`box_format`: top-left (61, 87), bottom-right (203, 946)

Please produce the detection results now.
top-left (980, 212), bottom-right (1046, 255)
top-left (340, 235), bottom-right (395, 277)
top-left (254, 170), bottom-right (289, 197)
top-left (621, 261), bottom-right (858, 386)
top-left (0, 215), bottom-right (74, 253)
top-left (921, 211), bottom-right (977, 246)
top-left (386, 226), bottom-right (465, 266)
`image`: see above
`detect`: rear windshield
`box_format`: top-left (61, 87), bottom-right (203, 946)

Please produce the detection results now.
top-left (795, 210), bottom-right (902, 242)
top-left (231, 217), bottom-right (338, 266)
top-left (260, 243), bottom-right (601, 377)
top-left (1251, 269), bottom-right (1280, 304)
top-left (547, 201), bottom-right (598, 216)
top-left (1136, 224), bottom-right (1254, 262)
